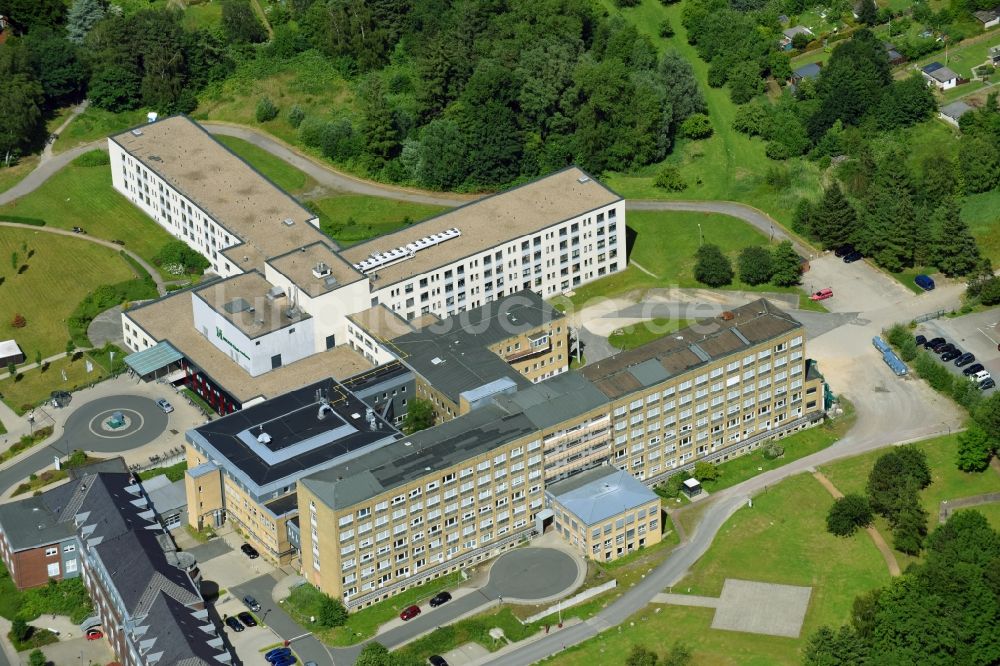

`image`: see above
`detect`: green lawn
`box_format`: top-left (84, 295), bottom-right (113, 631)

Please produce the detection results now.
top-left (549, 473), bottom-right (891, 666)
top-left (181, 0), bottom-right (222, 30)
top-left (962, 189), bottom-right (1000, 265)
top-left (607, 319), bottom-right (693, 351)
top-left (566, 211), bottom-right (811, 308)
top-left (285, 573), bottom-right (462, 646)
top-left (819, 433), bottom-right (1000, 519)
top-left (214, 134), bottom-right (318, 195)
top-left (0, 156), bottom-right (39, 195)
top-left (0, 228), bottom-right (135, 357)
top-left (911, 33), bottom-right (1000, 80)
top-left (0, 158), bottom-right (176, 276)
top-left (394, 608), bottom-right (537, 663)
top-left (0, 355), bottom-right (109, 414)
top-left (52, 107), bottom-right (149, 154)
top-left (307, 195), bottom-right (448, 247)
top-left (597, 0), bottom-right (823, 232)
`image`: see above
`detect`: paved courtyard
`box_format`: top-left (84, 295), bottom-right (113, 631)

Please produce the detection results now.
top-left (711, 579), bottom-right (812, 638)
top-left (484, 547), bottom-right (581, 602)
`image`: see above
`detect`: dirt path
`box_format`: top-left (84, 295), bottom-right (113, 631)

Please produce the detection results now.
top-left (812, 470), bottom-right (901, 577)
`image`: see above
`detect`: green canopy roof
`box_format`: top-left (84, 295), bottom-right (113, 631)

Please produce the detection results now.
top-left (124, 341), bottom-right (183, 376)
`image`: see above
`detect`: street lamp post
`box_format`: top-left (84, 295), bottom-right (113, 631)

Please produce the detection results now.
top-left (698, 223), bottom-right (704, 247)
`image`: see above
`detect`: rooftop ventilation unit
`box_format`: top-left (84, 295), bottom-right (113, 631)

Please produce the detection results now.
top-left (266, 286), bottom-right (286, 301)
top-left (323, 275), bottom-right (339, 289)
top-left (430, 357), bottom-right (443, 365)
top-left (312, 262), bottom-right (332, 278)
top-left (257, 431), bottom-right (272, 444)
top-left (577, 175), bottom-right (591, 183)
top-left (282, 219), bottom-right (295, 227)
top-left (131, 129), bottom-right (143, 137)
top-left (353, 228), bottom-right (462, 273)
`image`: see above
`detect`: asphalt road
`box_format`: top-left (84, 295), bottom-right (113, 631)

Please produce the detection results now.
top-left (0, 395), bottom-right (167, 495)
top-left (231, 575), bottom-right (334, 666)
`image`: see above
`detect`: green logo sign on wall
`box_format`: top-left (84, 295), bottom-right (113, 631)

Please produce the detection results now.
top-left (216, 327), bottom-right (250, 360)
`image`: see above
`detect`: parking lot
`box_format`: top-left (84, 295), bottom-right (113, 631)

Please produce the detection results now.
top-left (803, 254), bottom-right (916, 315)
top-left (215, 592), bottom-right (282, 665)
top-left (916, 308), bottom-right (1000, 394)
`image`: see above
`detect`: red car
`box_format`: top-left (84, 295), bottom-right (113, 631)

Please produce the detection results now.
top-left (85, 628), bottom-right (104, 640)
top-left (399, 605), bottom-right (421, 621)
top-left (809, 288), bottom-right (833, 301)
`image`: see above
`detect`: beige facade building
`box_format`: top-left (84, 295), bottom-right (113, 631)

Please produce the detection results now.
top-left (545, 465), bottom-right (662, 561)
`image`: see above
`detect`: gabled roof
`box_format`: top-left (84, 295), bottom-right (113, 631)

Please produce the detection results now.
top-left (939, 100), bottom-right (974, 120)
top-left (782, 25), bottom-right (813, 39)
top-left (793, 63), bottom-right (822, 79)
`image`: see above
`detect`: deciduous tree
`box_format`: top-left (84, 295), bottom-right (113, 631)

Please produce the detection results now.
top-left (402, 398), bottom-right (435, 434)
top-left (956, 424), bottom-right (995, 472)
top-left (694, 244), bottom-right (733, 287)
top-left (222, 0), bottom-right (267, 44)
top-left (737, 245), bottom-right (773, 285)
top-left (826, 494), bottom-right (874, 537)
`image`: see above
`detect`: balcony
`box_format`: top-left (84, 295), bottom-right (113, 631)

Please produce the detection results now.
top-left (504, 341), bottom-right (551, 363)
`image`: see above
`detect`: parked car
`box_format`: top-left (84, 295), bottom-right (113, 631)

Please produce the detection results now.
top-left (400, 605), bottom-right (421, 621)
top-left (924, 336), bottom-right (945, 350)
top-left (85, 628), bottom-right (103, 640)
top-left (928, 340), bottom-right (950, 353)
top-left (963, 363), bottom-right (986, 377)
top-left (973, 370), bottom-right (992, 383)
top-left (809, 288), bottom-right (834, 301)
top-left (915, 334), bottom-right (927, 346)
top-left (272, 657), bottom-right (297, 666)
top-left (429, 656), bottom-right (450, 666)
top-left (71, 226), bottom-right (86, 234)
top-left (429, 591), bottom-right (452, 607)
top-left (934, 343), bottom-right (956, 355)
top-left (941, 348), bottom-right (962, 362)
top-left (914, 274), bottom-right (935, 291)
top-left (237, 611), bottom-right (257, 627)
top-left (156, 398), bottom-right (173, 413)
top-left (264, 647), bottom-right (291, 661)
top-left (243, 594), bottom-right (261, 612)
top-left (834, 244), bottom-right (855, 258)
top-left (111, 239), bottom-right (126, 245)
top-left (240, 543), bottom-right (259, 559)
top-left (955, 352), bottom-right (976, 367)
top-left (224, 616), bottom-right (244, 632)
top-left (843, 250), bottom-right (864, 263)
top-left (980, 377), bottom-right (996, 390)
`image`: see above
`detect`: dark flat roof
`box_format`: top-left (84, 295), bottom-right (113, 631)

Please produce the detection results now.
top-left (381, 291), bottom-right (562, 403)
top-left (188, 377), bottom-right (400, 493)
top-left (581, 299), bottom-right (803, 400)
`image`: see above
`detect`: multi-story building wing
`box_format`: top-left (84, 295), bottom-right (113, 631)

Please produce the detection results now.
top-left (581, 300), bottom-right (824, 485)
top-left (111, 116), bottom-right (624, 415)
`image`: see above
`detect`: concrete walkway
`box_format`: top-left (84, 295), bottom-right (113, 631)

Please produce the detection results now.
top-left (43, 101), bottom-right (89, 163)
top-left (939, 491), bottom-right (1000, 523)
top-left (812, 471), bottom-right (901, 577)
top-left (0, 221), bottom-right (166, 295)
top-left (649, 592), bottom-right (719, 607)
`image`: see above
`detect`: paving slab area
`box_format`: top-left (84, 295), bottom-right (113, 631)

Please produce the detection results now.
top-left (710, 579), bottom-right (812, 638)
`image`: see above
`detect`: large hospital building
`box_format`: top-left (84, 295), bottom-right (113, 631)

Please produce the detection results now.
top-left (112, 116), bottom-right (827, 610)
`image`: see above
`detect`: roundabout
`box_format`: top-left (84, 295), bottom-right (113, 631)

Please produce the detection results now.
top-left (57, 395), bottom-right (168, 453)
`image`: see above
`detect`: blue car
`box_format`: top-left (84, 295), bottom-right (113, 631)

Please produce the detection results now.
top-left (265, 647), bottom-right (291, 662)
top-left (272, 657), bottom-right (297, 666)
top-left (915, 274), bottom-right (935, 291)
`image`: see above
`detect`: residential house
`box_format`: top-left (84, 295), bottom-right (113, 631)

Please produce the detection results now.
top-left (922, 62), bottom-right (960, 90)
top-left (974, 8), bottom-right (1000, 28)
top-left (781, 25), bottom-right (814, 50)
top-left (938, 100), bottom-right (974, 127)
top-left (790, 62), bottom-right (822, 87)
top-left (884, 43), bottom-right (906, 66)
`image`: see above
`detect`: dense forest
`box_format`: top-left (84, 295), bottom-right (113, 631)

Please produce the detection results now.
top-left (0, 0), bottom-right (707, 190)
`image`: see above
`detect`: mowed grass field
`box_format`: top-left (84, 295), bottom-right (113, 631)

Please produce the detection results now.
top-left (0, 156), bottom-right (176, 276)
top-left (0, 355), bottom-right (109, 414)
top-left (597, 0), bottom-right (823, 232)
top-left (548, 473), bottom-right (891, 666)
top-left (566, 211), bottom-right (819, 308)
top-left (52, 107), bottom-right (149, 154)
top-left (0, 228), bottom-right (135, 357)
top-left (0, 156), bottom-right (39, 195)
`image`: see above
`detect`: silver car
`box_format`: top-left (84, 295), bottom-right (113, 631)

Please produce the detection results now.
top-left (156, 398), bottom-right (174, 413)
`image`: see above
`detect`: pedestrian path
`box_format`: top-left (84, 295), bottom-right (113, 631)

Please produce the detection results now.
top-left (812, 470), bottom-right (901, 576)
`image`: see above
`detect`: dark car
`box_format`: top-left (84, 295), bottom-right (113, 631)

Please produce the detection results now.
top-left (980, 377), bottom-right (996, 390)
top-left (963, 363), bottom-right (986, 377)
top-left (843, 250), bottom-right (864, 263)
top-left (237, 611), bottom-right (257, 627)
top-left (940, 348), bottom-right (962, 362)
top-left (400, 605), bottom-right (421, 621)
top-left (934, 343), bottom-right (956, 355)
top-left (111, 239), bottom-right (126, 245)
top-left (72, 226), bottom-right (85, 234)
top-left (240, 543), bottom-right (259, 559)
top-left (429, 656), bottom-right (450, 666)
top-left (429, 591), bottom-right (452, 608)
top-left (265, 647), bottom-right (291, 661)
top-left (834, 244), bottom-right (855, 258)
top-left (915, 334), bottom-right (927, 346)
top-left (243, 594), bottom-right (261, 612)
top-left (272, 657), bottom-right (297, 666)
top-left (955, 352), bottom-right (976, 367)
top-left (914, 274), bottom-right (935, 291)
top-left (224, 616), bottom-right (243, 632)
top-left (928, 339), bottom-right (950, 352)
top-left (924, 336), bottom-right (945, 349)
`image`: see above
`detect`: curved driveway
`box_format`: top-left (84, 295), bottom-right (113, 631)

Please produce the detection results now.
top-left (0, 221), bottom-right (166, 295)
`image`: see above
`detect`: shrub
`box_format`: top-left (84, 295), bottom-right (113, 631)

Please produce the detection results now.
top-left (71, 150), bottom-right (110, 167)
top-left (826, 494), bottom-right (874, 537)
top-left (65, 450), bottom-right (87, 468)
top-left (679, 113), bottom-right (713, 139)
top-left (694, 244), bottom-right (733, 287)
top-left (256, 97), bottom-right (278, 122)
top-left (11, 619), bottom-right (29, 642)
top-left (654, 165), bottom-right (687, 191)
top-left (762, 442), bottom-right (785, 459)
top-left (791, 32), bottom-right (811, 50)
top-left (318, 595), bottom-right (348, 627)
top-left (738, 246), bottom-right (773, 285)
top-left (153, 240), bottom-right (210, 274)
top-left (766, 141), bottom-right (791, 160)
top-left (288, 105), bottom-right (305, 129)
top-left (614, 0), bottom-right (641, 6)
top-left (11, 313), bottom-right (25, 328)
top-left (28, 650), bottom-right (45, 666)
top-left (693, 461), bottom-right (719, 483)
top-left (658, 19), bottom-right (674, 38)
top-left (913, 352), bottom-right (954, 394)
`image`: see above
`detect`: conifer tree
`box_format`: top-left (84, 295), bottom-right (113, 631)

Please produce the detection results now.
top-left (932, 199), bottom-right (981, 277)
